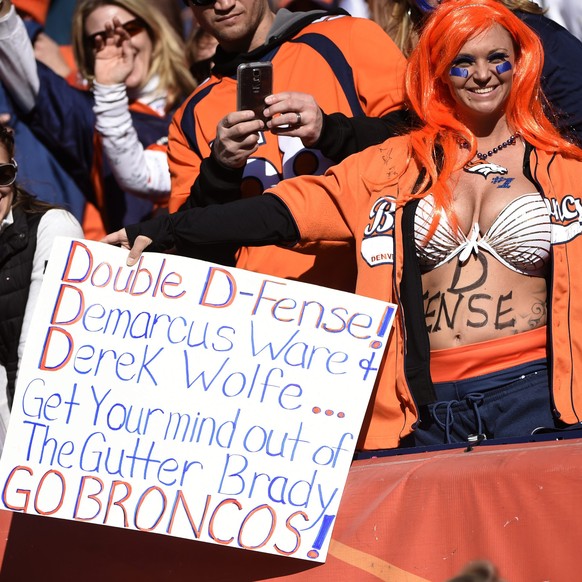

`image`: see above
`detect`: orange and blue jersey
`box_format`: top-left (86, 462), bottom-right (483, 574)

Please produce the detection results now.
top-left (125, 135), bottom-right (582, 449)
top-left (168, 11), bottom-right (407, 292)
top-left (271, 136), bottom-right (582, 448)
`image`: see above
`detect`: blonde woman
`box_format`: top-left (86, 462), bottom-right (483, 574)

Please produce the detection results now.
top-left (0, 0), bottom-right (196, 238)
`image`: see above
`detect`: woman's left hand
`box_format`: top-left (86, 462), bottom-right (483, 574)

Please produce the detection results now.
top-left (101, 230), bottom-right (152, 266)
top-left (93, 17), bottom-right (135, 86)
top-left (264, 92), bottom-right (324, 147)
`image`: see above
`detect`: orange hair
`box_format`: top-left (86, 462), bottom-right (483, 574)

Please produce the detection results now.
top-left (404, 0), bottom-right (582, 210)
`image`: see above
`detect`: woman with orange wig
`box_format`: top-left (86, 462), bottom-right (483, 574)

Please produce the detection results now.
top-left (104, 0), bottom-right (582, 450)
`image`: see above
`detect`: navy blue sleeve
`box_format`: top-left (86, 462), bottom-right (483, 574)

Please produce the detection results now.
top-left (519, 11), bottom-right (582, 145)
top-left (23, 62), bottom-right (96, 198)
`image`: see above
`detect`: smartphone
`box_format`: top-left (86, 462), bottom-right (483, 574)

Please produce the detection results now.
top-left (236, 61), bottom-right (273, 123)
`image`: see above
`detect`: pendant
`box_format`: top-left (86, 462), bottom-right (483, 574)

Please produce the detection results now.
top-left (464, 159), bottom-right (509, 179)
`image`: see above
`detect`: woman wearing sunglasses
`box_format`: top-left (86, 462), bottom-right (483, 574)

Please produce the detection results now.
top-left (0, 125), bottom-right (82, 451)
top-left (0, 0), bottom-right (196, 239)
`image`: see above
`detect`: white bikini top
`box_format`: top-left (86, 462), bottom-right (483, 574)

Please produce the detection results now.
top-left (414, 193), bottom-right (551, 276)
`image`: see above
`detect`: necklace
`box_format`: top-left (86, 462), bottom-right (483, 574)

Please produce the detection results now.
top-left (475, 133), bottom-right (519, 160)
top-left (463, 133), bottom-right (519, 179)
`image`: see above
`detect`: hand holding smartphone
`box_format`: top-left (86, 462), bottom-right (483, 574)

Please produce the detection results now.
top-left (236, 61), bottom-right (273, 124)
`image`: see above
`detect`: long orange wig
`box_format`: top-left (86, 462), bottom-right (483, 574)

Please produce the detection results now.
top-left (404, 0), bottom-right (582, 209)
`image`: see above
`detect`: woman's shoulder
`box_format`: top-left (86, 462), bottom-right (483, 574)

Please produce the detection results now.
top-left (355, 134), bottom-right (412, 169)
top-left (333, 134), bottom-right (415, 194)
top-left (38, 208), bottom-right (83, 238)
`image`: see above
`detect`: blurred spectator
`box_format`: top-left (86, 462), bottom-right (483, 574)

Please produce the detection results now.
top-left (540, 0), bottom-right (582, 41)
top-left (0, 125), bottom-right (82, 452)
top-left (0, 0), bottom-right (86, 218)
top-left (0, 0), bottom-right (196, 239)
top-left (366, 0), bottom-right (423, 55)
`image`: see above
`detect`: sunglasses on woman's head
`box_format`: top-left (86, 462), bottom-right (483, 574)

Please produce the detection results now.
top-left (86, 17), bottom-right (148, 50)
top-left (0, 160), bottom-right (17, 187)
top-left (184, 0), bottom-right (217, 7)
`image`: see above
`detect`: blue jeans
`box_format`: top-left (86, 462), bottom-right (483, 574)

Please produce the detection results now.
top-left (413, 360), bottom-right (556, 446)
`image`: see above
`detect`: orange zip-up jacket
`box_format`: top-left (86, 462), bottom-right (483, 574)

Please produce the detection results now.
top-left (168, 11), bottom-right (406, 293)
top-left (273, 136), bottom-right (582, 449)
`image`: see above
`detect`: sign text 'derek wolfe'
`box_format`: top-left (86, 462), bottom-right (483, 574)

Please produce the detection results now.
top-left (38, 241), bottom-right (389, 380)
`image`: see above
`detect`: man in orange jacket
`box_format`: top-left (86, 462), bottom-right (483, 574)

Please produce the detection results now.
top-left (168, 0), bottom-right (409, 292)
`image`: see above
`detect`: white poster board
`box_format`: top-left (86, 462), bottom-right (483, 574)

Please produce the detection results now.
top-left (0, 238), bottom-right (395, 562)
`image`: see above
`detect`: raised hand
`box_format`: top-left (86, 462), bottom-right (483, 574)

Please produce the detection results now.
top-left (93, 17), bottom-right (136, 86)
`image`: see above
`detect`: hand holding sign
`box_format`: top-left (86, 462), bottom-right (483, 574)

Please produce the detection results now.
top-left (0, 238), bottom-right (395, 562)
top-left (101, 229), bottom-right (152, 266)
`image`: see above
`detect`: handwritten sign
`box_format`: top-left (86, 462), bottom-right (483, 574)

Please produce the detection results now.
top-left (0, 238), bottom-right (395, 562)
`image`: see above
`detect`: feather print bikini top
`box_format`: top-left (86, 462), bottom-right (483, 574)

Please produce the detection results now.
top-left (414, 193), bottom-right (551, 277)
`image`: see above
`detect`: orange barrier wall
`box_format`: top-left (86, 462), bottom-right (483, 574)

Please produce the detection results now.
top-left (1, 438), bottom-right (581, 581)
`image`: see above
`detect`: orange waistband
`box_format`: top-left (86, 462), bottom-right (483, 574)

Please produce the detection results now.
top-left (430, 326), bottom-right (547, 383)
